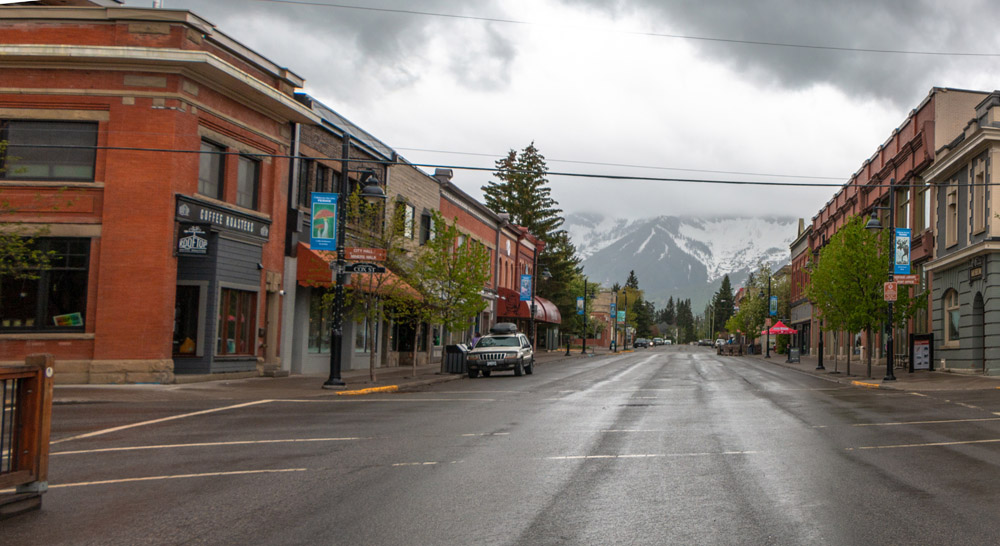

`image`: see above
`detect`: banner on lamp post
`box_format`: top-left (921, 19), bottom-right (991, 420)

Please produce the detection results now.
top-left (310, 193), bottom-right (339, 251)
top-left (769, 295), bottom-right (778, 316)
top-left (519, 274), bottom-right (532, 301)
top-left (894, 227), bottom-right (911, 275)
top-left (576, 297), bottom-right (584, 315)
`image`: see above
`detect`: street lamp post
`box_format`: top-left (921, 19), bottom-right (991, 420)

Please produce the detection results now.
top-left (322, 148), bottom-right (387, 389)
top-left (759, 275), bottom-right (772, 359)
top-left (612, 290), bottom-right (619, 353)
top-left (581, 279), bottom-right (589, 354)
top-left (865, 177), bottom-right (897, 382)
top-left (817, 318), bottom-right (825, 370)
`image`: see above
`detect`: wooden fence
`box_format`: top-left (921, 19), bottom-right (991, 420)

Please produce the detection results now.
top-left (0, 354), bottom-right (54, 519)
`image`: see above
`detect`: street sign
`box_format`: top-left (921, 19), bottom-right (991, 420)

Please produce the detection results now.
top-left (769, 295), bottom-right (778, 316)
top-left (895, 274), bottom-right (919, 285)
top-left (894, 228), bottom-right (911, 275)
top-left (884, 281), bottom-right (898, 301)
top-left (345, 262), bottom-right (386, 274)
top-left (346, 247), bottom-right (386, 261)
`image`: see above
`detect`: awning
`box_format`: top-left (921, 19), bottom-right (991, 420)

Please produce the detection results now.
top-left (497, 288), bottom-right (562, 324)
top-left (761, 320), bottom-right (797, 335)
top-left (296, 242), bottom-right (418, 297)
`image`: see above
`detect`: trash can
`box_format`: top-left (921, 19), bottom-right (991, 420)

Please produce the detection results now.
top-left (444, 344), bottom-right (469, 374)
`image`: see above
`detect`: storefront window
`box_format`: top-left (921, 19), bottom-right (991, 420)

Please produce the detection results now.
top-left (0, 238), bottom-right (89, 331)
top-left (217, 288), bottom-right (256, 355)
top-left (355, 316), bottom-right (377, 353)
top-left (308, 292), bottom-right (332, 353)
top-left (1, 120), bottom-right (98, 181)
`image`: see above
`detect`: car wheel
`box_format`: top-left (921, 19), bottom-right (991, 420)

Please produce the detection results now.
top-left (514, 358), bottom-right (524, 376)
top-left (525, 359), bottom-right (534, 375)
top-left (482, 370), bottom-right (491, 377)
top-left (467, 369), bottom-right (478, 379)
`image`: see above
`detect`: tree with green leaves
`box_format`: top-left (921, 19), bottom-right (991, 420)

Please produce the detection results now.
top-left (712, 275), bottom-right (735, 334)
top-left (409, 211), bottom-right (492, 372)
top-left (625, 270), bottom-right (639, 289)
top-left (1, 139), bottom-right (53, 279)
top-left (808, 215), bottom-right (926, 375)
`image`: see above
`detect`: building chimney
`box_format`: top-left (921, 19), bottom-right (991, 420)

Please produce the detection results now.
top-left (433, 168), bottom-right (453, 184)
top-left (798, 218), bottom-right (805, 235)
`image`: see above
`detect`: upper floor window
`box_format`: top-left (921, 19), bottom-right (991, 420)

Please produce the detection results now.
top-left (419, 213), bottom-right (433, 245)
top-left (946, 182), bottom-right (959, 248)
top-left (972, 163), bottom-right (986, 234)
top-left (198, 140), bottom-right (225, 199)
top-left (403, 203), bottom-right (415, 239)
top-left (236, 155), bottom-right (260, 210)
top-left (1, 120), bottom-right (97, 181)
top-left (297, 157), bottom-right (314, 209)
top-left (914, 184), bottom-right (930, 232)
top-left (896, 188), bottom-right (909, 229)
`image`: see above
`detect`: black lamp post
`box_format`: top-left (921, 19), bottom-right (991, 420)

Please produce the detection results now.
top-left (612, 290), bottom-right (619, 352)
top-left (864, 177), bottom-right (897, 382)
top-left (581, 279), bottom-right (592, 354)
top-left (759, 274), bottom-right (772, 359)
top-left (322, 162), bottom-right (387, 389)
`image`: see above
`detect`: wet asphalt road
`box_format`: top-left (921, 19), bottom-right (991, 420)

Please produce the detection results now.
top-left (6, 346), bottom-right (1000, 545)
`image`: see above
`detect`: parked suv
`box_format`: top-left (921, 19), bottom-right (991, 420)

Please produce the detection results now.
top-left (465, 323), bottom-right (534, 378)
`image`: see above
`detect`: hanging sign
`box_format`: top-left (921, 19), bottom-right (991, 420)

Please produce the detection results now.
top-left (895, 274), bottom-right (919, 285)
top-left (577, 297), bottom-right (585, 315)
top-left (520, 274), bottom-right (532, 301)
top-left (345, 263), bottom-right (386, 274)
top-left (177, 222), bottom-right (210, 256)
top-left (894, 228), bottom-right (911, 275)
top-left (346, 247), bottom-right (386, 262)
top-left (769, 295), bottom-right (778, 316)
top-left (618, 310), bottom-right (626, 321)
top-left (310, 192), bottom-right (339, 251)
top-left (610, 303), bottom-right (617, 315)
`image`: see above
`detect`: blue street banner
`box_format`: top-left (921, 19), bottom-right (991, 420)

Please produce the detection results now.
top-left (519, 274), bottom-right (532, 301)
top-left (618, 310), bottom-right (626, 321)
top-left (576, 297), bottom-right (584, 315)
top-left (894, 227), bottom-right (911, 275)
top-left (310, 192), bottom-right (339, 251)
top-left (610, 303), bottom-right (617, 315)
top-left (769, 295), bottom-right (778, 316)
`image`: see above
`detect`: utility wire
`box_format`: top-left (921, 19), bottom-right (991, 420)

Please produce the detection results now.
top-left (249, 0), bottom-right (1000, 58)
top-left (8, 142), bottom-right (998, 188)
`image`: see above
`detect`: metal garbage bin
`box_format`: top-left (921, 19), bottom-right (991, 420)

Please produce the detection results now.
top-left (444, 344), bottom-right (469, 374)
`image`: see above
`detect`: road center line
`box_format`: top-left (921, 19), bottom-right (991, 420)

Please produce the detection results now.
top-left (47, 468), bottom-right (307, 489)
top-left (50, 400), bottom-right (273, 445)
top-left (52, 437), bottom-right (366, 456)
top-left (847, 438), bottom-right (1000, 451)
top-left (852, 417), bottom-right (1000, 427)
top-left (544, 451), bottom-right (757, 460)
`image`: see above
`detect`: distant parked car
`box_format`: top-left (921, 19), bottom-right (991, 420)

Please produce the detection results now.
top-left (633, 338), bottom-right (650, 348)
top-left (698, 339), bottom-right (713, 346)
top-left (652, 337), bottom-right (664, 346)
top-left (664, 340), bottom-right (672, 345)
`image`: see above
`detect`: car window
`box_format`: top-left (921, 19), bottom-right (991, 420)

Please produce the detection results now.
top-left (477, 336), bottom-right (520, 348)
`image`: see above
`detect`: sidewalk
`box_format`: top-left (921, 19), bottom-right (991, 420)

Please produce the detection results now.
top-left (744, 350), bottom-right (1000, 391)
top-left (51, 346), bottom-right (601, 404)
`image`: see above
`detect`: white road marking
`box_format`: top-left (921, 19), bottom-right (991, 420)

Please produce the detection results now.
top-left (392, 461), bottom-right (463, 466)
top-left (544, 451), bottom-right (757, 460)
top-left (909, 393), bottom-right (929, 397)
top-left (50, 400), bottom-right (273, 445)
top-left (852, 417), bottom-right (1000, 427)
top-left (847, 438), bottom-right (1000, 451)
top-left (600, 429), bottom-right (667, 433)
top-left (955, 402), bottom-right (981, 410)
top-left (52, 437), bottom-right (366, 456)
top-left (14, 468), bottom-right (309, 490)
top-left (460, 432), bottom-right (510, 437)
top-left (279, 398), bottom-right (496, 403)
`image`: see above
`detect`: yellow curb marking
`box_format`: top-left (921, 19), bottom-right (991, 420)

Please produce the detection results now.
top-left (52, 437), bottom-right (366, 456)
top-left (337, 385), bottom-right (399, 396)
top-left (50, 400), bottom-right (273, 445)
top-left (852, 381), bottom-right (881, 389)
top-left (280, 398), bottom-right (496, 402)
top-left (846, 438), bottom-right (1000, 451)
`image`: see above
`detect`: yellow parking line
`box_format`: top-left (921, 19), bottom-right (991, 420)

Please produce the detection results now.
top-left (851, 380), bottom-right (881, 389)
top-left (337, 385), bottom-right (399, 396)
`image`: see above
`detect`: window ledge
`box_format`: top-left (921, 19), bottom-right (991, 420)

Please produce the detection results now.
top-left (0, 333), bottom-right (94, 340)
top-left (0, 181), bottom-right (103, 188)
top-left (943, 341), bottom-right (960, 349)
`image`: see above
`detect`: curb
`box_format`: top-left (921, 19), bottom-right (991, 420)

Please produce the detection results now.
top-left (851, 380), bottom-right (881, 389)
top-left (337, 385), bottom-right (399, 396)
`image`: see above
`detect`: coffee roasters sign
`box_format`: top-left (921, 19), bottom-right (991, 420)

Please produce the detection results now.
top-left (176, 196), bottom-right (270, 241)
top-left (177, 223), bottom-right (210, 256)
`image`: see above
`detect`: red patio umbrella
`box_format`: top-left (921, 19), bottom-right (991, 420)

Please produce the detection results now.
top-left (760, 321), bottom-right (797, 335)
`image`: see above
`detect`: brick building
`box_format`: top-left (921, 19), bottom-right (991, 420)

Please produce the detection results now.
top-left (0, 5), bottom-right (314, 382)
top-left (809, 88), bottom-right (987, 364)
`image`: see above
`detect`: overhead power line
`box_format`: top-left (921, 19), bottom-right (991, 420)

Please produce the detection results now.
top-left (12, 142), bottom-right (995, 188)
top-left (250, 0), bottom-right (1000, 58)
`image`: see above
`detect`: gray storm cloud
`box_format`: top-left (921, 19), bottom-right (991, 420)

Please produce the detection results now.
top-left (560, 0), bottom-right (1000, 106)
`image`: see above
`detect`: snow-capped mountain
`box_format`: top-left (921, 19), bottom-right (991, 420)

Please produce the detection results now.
top-left (565, 213), bottom-right (799, 310)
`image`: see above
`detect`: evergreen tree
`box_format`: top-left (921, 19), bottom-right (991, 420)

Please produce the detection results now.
top-left (661, 296), bottom-right (676, 326)
top-left (712, 275), bottom-right (735, 331)
top-left (625, 270), bottom-right (639, 289)
top-left (634, 296), bottom-right (655, 337)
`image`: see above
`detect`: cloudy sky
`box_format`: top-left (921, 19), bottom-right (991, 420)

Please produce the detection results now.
top-left (146, 0), bottom-right (1000, 220)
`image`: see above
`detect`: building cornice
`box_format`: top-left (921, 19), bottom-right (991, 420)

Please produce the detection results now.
top-left (0, 44), bottom-right (318, 124)
top-left (924, 240), bottom-right (1000, 272)
top-left (923, 127), bottom-right (1000, 183)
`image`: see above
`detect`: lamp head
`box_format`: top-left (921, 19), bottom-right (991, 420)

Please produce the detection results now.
top-left (864, 213), bottom-right (882, 231)
top-left (359, 169), bottom-right (387, 204)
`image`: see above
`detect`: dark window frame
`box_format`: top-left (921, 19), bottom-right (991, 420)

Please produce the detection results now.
top-left (198, 139), bottom-right (226, 200)
top-left (236, 155), bottom-right (260, 210)
top-left (0, 237), bottom-right (90, 332)
top-left (0, 120), bottom-right (98, 182)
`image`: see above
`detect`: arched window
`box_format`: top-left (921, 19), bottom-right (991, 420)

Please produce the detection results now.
top-left (944, 289), bottom-right (960, 346)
